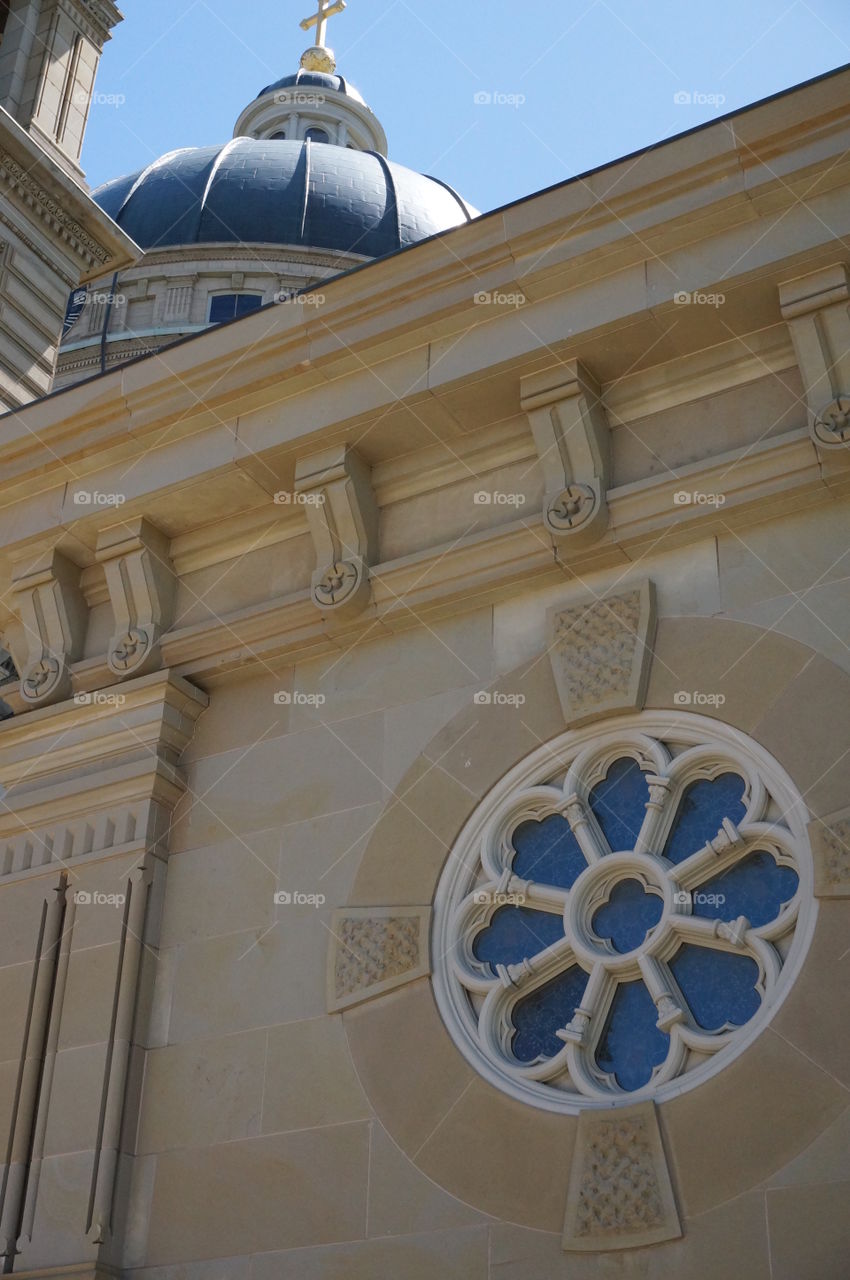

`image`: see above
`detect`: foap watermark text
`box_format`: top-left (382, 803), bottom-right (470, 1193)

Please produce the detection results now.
top-left (73, 890), bottom-right (126, 907)
top-left (674, 90), bottom-right (726, 107)
top-left (474, 490), bottom-right (526, 507)
top-left (674, 691), bottom-right (726, 708)
top-left (674, 890), bottom-right (726, 907)
top-left (473, 290), bottom-right (526, 308)
top-left (73, 491), bottom-right (126, 507)
top-left (274, 890), bottom-right (326, 907)
top-left (274, 491), bottom-right (326, 506)
top-left (474, 90), bottom-right (526, 108)
top-left (674, 490), bottom-right (726, 507)
top-left (74, 691), bottom-right (126, 708)
top-left (474, 691), bottom-right (526, 707)
top-left (674, 290), bottom-right (725, 308)
top-left (274, 691), bottom-right (326, 707)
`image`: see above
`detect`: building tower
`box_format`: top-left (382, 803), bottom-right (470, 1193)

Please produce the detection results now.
top-left (0, 0), bottom-right (123, 177)
top-left (0, 0), bottom-right (137, 411)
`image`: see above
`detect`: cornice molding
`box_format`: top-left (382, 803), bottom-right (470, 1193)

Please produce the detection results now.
top-left (0, 108), bottom-right (138, 280)
top-left (0, 152), bottom-right (110, 269)
top-left (0, 308), bottom-right (804, 528)
top-left (0, 424), bottom-right (838, 712)
top-left (59, 0), bottom-right (123, 43)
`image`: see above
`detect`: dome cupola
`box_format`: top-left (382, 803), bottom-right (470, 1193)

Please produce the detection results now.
top-left (56, 0), bottom-right (478, 391)
top-left (233, 68), bottom-right (387, 154)
top-left (233, 0), bottom-right (387, 153)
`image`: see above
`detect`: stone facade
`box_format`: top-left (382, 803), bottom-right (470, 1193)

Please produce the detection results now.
top-left (0, 59), bottom-right (848, 1280)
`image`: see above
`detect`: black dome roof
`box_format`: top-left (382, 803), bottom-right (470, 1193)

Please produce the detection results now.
top-left (93, 137), bottom-right (476, 259)
top-left (255, 68), bottom-right (366, 104)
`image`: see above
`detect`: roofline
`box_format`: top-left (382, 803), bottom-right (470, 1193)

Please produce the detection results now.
top-left (9, 57), bottom-right (850, 418)
top-left (466, 58), bottom-right (850, 227)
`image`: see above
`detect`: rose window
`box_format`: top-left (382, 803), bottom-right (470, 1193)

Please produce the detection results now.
top-left (432, 713), bottom-right (814, 1112)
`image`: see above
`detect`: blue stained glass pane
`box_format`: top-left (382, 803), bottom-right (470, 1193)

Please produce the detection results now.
top-left (511, 813), bottom-right (588, 889)
top-left (472, 905), bottom-right (564, 973)
top-left (692, 851), bottom-right (798, 927)
top-left (512, 967), bottom-right (589, 1062)
top-left (592, 879), bottom-right (664, 953)
top-left (595, 981), bottom-right (669, 1090)
top-left (663, 773), bottom-right (746, 865)
top-left (234, 294), bottom-right (263, 317)
top-left (209, 293), bottom-right (263, 323)
top-left (669, 944), bottom-right (761, 1030)
top-left (589, 757), bottom-right (649, 853)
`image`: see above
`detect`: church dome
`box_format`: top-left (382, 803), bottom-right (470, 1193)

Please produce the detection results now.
top-left (255, 68), bottom-right (366, 105)
top-left (92, 137), bottom-right (477, 259)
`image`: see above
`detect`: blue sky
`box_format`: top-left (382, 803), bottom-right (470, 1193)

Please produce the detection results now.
top-left (83, 0), bottom-right (850, 212)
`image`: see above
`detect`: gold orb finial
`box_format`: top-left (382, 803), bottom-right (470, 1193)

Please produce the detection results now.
top-left (300, 44), bottom-right (337, 73)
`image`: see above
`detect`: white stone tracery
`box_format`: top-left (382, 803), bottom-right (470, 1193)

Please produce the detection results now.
top-left (432, 712), bottom-right (815, 1114)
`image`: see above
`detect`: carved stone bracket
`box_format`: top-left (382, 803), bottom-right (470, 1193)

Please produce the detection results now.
top-left (96, 517), bottom-right (175, 679)
top-left (779, 264), bottom-right (850, 450)
top-left (326, 905), bottom-right (431, 1012)
top-left (808, 808), bottom-right (850, 896)
top-left (546, 579), bottom-right (657, 726)
top-left (10, 546), bottom-right (87, 708)
top-left (520, 360), bottom-right (612, 546)
top-left (562, 1100), bottom-right (682, 1252)
top-left (294, 446), bottom-right (378, 622)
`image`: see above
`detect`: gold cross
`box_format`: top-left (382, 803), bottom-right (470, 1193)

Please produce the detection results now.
top-left (300, 0), bottom-right (346, 48)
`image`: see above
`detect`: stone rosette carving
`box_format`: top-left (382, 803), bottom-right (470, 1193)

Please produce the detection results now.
top-left (813, 397), bottom-right (850, 448)
top-left (563, 1101), bottom-right (681, 1252)
top-left (110, 626), bottom-right (155, 674)
top-left (327, 905), bottom-right (431, 1012)
top-left (546, 579), bottom-right (657, 725)
top-left (20, 655), bottom-right (63, 704)
top-left (809, 810), bottom-right (850, 896)
top-left (545, 483), bottom-right (599, 535)
top-left (313, 559), bottom-right (368, 613)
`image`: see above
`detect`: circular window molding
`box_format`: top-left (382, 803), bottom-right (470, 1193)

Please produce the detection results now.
top-left (432, 710), bottom-right (816, 1115)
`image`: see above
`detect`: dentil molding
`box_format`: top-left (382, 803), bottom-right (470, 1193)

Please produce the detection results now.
top-left (0, 669), bottom-right (208, 882)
